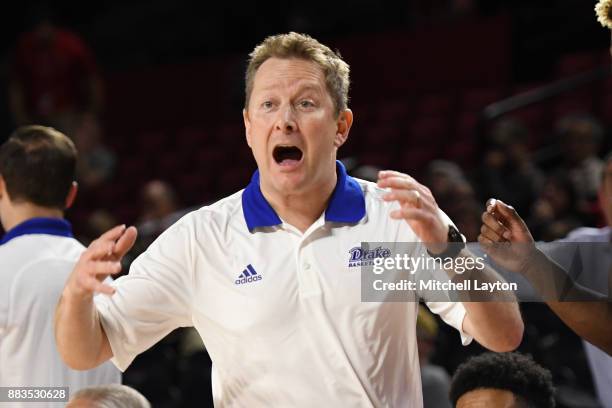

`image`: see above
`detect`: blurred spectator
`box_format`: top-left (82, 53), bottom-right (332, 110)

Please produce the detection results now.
top-left (73, 113), bottom-right (117, 189)
top-left (424, 160), bottom-right (475, 210)
top-left (417, 305), bottom-right (452, 408)
top-left (67, 384), bottom-right (151, 408)
top-left (76, 209), bottom-right (118, 245)
top-left (527, 171), bottom-right (584, 241)
top-left (125, 180), bottom-right (189, 267)
top-left (450, 200), bottom-right (482, 242)
top-left (424, 159), bottom-right (482, 241)
top-left (555, 113), bottom-right (605, 208)
top-left (449, 352), bottom-right (555, 408)
top-left (350, 163), bottom-right (382, 182)
top-left (138, 180), bottom-right (183, 227)
top-left (479, 118), bottom-right (544, 216)
top-left (8, 5), bottom-right (103, 134)
top-left (552, 151), bottom-right (612, 408)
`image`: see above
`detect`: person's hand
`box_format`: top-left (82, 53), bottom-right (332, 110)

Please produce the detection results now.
top-left (64, 225), bottom-right (137, 300)
top-left (377, 170), bottom-right (448, 252)
top-left (478, 198), bottom-right (536, 274)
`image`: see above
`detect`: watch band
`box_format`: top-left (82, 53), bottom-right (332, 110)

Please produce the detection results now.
top-left (426, 225), bottom-right (466, 259)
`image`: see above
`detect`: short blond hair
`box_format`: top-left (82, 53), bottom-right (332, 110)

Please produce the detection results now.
top-left (244, 32), bottom-right (350, 116)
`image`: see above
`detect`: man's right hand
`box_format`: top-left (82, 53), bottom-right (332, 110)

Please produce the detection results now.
top-left (478, 198), bottom-right (537, 275)
top-left (64, 225), bottom-right (137, 300)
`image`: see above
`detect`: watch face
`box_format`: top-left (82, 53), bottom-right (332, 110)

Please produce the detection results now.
top-left (449, 226), bottom-right (463, 243)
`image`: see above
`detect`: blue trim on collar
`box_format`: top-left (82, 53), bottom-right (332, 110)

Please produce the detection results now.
top-left (1, 217), bottom-right (73, 245)
top-left (241, 160), bottom-right (366, 231)
top-left (242, 171), bottom-right (282, 231)
top-left (325, 161), bottom-right (367, 223)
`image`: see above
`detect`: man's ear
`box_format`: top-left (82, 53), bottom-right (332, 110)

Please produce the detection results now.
top-left (334, 109), bottom-right (353, 148)
top-left (243, 109), bottom-right (252, 148)
top-left (0, 175), bottom-right (8, 202)
top-left (65, 181), bottom-right (78, 210)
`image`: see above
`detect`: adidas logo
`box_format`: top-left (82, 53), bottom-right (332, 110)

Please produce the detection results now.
top-left (235, 264), bottom-right (262, 285)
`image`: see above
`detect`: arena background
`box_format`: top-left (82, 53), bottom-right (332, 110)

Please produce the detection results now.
top-left (1, 1), bottom-right (611, 407)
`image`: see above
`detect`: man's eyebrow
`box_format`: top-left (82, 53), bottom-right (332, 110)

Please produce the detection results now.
top-left (256, 81), bottom-right (324, 94)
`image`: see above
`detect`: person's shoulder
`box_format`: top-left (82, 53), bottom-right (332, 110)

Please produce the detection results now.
top-left (0, 235), bottom-right (83, 279)
top-left (0, 234), bottom-right (83, 260)
top-left (564, 226), bottom-right (611, 242)
top-left (353, 177), bottom-right (388, 203)
top-left (164, 190), bottom-right (245, 234)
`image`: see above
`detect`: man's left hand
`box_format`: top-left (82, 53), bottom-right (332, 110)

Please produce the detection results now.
top-left (377, 170), bottom-right (448, 252)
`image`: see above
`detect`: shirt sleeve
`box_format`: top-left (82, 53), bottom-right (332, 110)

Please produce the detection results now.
top-left (424, 300), bottom-right (472, 346)
top-left (402, 208), bottom-right (472, 346)
top-left (94, 220), bottom-right (195, 371)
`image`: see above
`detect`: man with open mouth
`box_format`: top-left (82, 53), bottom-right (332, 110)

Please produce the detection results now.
top-left (55, 32), bottom-right (523, 407)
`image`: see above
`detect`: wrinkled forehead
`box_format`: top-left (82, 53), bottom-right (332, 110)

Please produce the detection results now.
top-left (252, 57), bottom-right (327, 93)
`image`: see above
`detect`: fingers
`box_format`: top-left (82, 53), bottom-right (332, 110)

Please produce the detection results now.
top-left (487, 199), bottom-right (527, 231)
top-left (88, 260), bottom-right (123, 277)
top-left (65, 224), bottom-right (135, 300)
top-left (80, 273), bottom-right (117, 295)
top-left (480, 224), bottom-right (504, 243)
top-left (76, 259), bottom-right (122, 279)
top-left (112, 226), bottom-right (138, 260)
top-left (481, 211), bottom-right (511, 241)
top-left (67, 258), bottom-right (122, 299)
top-left (97, 224), bottom-right (128, 243)
top-left (86, 225), bottom-right (137, 262)
top-left (383, 189), bottom-right (423, 209)
top-left (478, 233), bottom-right (494, 246)
top-left (481, 198), bottom-right (535, 245)
top-left (378, 173), bottom-right (432, 211)
top-left (378, 170), bottom-right (415, 181)
top-left (85, 224), bottom-right (126, 261)
top-left (85, 240), bottom-right (116, 261)
top-left (377, 175), bottom-right (420, 191)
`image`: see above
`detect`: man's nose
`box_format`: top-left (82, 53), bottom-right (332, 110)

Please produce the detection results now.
top-left (276, 105), bottom-right (297, 133)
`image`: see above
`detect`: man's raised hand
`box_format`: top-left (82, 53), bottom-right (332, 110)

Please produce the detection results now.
top-left (64, 225), bottom-right (137, 299)
top-left (377, 170), bottom-right (448, 250)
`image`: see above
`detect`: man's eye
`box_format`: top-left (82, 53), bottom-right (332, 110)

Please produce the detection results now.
top-left (299, 100), bottom-right (315, 108)
top-left (262, 101), bottom-right (274, 109)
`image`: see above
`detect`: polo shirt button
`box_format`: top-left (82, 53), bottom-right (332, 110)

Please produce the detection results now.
top-left (303, 262), bottom-right (311, 270)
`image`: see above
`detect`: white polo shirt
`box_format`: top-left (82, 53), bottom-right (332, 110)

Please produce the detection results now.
top-left (0, 218), bottom-right (121, 407)
top-left (96, 161), bottom-right (470, 407)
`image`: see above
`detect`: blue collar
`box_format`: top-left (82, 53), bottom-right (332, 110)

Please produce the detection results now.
top-left (241, 160), bottom-right (366, 231)
top-left (0, 217), bottom-right (73, 245)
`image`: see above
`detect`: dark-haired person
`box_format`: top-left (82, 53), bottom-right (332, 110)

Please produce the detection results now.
top-left (8, 6), bottom-right (102, 134)
top-left (479, 154), bottom-right (612, 407)
top-left (479, 157), bottom-right (612, 356)
top-left (450, 352), bottom-right (555, 407)
top-left (55, 33), bottom-right (522, 407)
top-left (0, 126), bottom-right (119, 401)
